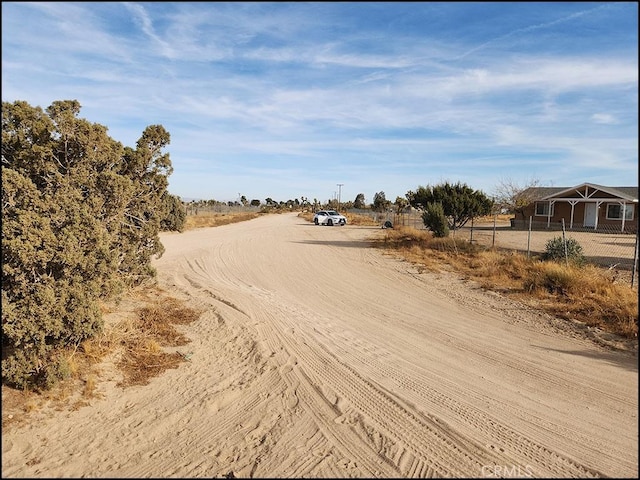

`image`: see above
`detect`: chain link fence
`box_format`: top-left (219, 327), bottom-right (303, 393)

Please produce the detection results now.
top-left (350, 209), bottom-right (639, 287)
top-left (185, 203), bottom-right (261, 215)
top-left (462, 217), bottom-right (638, 274)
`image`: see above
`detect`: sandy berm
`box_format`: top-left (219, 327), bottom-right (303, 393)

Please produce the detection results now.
top-left (2, 212), bottom-right (638, 478)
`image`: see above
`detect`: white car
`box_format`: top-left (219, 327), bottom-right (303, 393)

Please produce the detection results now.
top-left (313, 210), bottom-right (347, 226)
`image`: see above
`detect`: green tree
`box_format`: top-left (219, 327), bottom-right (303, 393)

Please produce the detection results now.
top-left (2, 100), bottom-right (175, 389)
top-left (407, 181), bottom-right (493, 231)
top-left (372, 191), bottom-right (391, 212)
top-left (113, 124), bottom-right (173, 283)
top-left (353, 193), bottom-right (366, 209)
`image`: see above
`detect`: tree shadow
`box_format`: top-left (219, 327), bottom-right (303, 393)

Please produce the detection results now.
top-left (291, 239), bottom-right (376, 248)
top-left (532, 345), bottom-right (638, 372)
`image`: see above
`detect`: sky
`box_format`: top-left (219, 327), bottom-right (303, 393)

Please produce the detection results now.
top-left (2, 2), bottom-right (638, 205)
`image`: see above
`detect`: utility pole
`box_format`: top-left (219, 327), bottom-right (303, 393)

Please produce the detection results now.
top-left (337, 183), bottom-right (344, 210)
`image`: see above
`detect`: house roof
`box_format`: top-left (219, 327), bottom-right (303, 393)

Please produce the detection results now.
top-left (522, 183), bottom-right (638, 202)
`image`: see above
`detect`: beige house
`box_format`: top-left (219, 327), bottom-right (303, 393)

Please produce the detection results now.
top-left (513, 183), bottom-right (638, 233)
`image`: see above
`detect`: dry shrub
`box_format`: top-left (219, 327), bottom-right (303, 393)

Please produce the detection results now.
top-left (428, 235), bottom-right (479, 254)
top-left (136, 306), bottom-right (190, 346)
top-left (23, 398), bottom-right (39, 413)
top-left (522, 262), bottom-right (637, 337)
top-left (79, 335), bottom-right (113, 364)
top-left (524, 262), bottom-right (574, 295)
top-left (298, 212), bottom-right (314, 223)
top-left (115, 296), bottom-right (201, 387)
top-left (82, 375), bottom-right (98, 399)
top-left (374, 227), bottom-right (447, 272)
top-left (117, 351), bottom-right (184, 387)
top-left (379, 226), bottom-right (433, 249)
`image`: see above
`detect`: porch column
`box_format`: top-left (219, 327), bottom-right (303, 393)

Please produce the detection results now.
top-left (569, 200), bottom-right (578, 229)
top-left (594, 201), bottom-right (602, 230)
top-left (621, 202), bottom-right (626, 232)
top-left (547, 200), bottom-right (553, 228)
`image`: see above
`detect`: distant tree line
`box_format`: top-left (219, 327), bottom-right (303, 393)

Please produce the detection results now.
top-left (2, 100), bottom-right (184, 389)
top-left (185, 184), bottom-right (495, 232)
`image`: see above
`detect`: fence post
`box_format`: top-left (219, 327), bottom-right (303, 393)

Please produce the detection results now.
top-left (632, 230), bottom-right (639, 288)
top-left (561, 219), bottom-right (568, 266)
top-left (470, 217), bottom-right (474, 244)
top-left (527, 216), bottom-right (532, 258)
top-left (492, 214), bottom-right (496, 248)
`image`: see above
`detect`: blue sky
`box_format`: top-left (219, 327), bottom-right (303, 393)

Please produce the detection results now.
top-left (2, 2), bottom-right (638, 204)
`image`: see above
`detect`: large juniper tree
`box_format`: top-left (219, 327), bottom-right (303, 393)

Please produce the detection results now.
top-left (406, 181), bottom-right (493, 233)
top-left (2, 99), bottom-right (176, 389)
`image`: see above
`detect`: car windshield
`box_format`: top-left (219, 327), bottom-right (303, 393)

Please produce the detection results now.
top-left (326, 211), bottom-right (339, 215)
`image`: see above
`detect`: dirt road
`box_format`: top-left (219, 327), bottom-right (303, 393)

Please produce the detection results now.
top-left (2, 213), bottom-right (637, 477)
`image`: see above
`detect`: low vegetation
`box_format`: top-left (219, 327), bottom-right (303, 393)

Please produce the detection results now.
top-left (375, 225), bottom-right (638, 339)
top-left (2, 286), bottom-right (200, 431)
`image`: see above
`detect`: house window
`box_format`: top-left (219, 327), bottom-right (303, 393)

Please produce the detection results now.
top-left (606, 203), bottom-right (634, 221)
top-left (534, 202), bottom-right (554, 217)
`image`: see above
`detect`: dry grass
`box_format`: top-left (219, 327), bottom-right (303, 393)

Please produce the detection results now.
top-left (113, 295), bottom-right (200, 387)
top-left (375, 226), bottom-right (638, 340)
top-left (344, 212), bottom-right (380, 226)
top-left (184, 211), bottom-right (263, 230)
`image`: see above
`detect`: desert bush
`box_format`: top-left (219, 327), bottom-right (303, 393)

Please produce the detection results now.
top-left (2, 99), bottom-right (177, 389)
top-left (542, 236), bottom-right (585, 265)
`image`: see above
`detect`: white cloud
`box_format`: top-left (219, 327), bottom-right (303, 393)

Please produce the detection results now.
top-left (591, 113), bottom-right (617, 125)
top-left (2, 2), bottom-right (637, 202)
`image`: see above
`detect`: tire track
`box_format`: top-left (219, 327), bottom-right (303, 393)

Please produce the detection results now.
top-left (248, 302), bottom-right (504, 477)
top-left (336, 344), bottom-right (605, 478)
top-left (246, 286), bottom-right (607, 478)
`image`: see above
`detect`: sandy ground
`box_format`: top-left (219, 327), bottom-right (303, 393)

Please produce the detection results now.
top-left (2, 212), bottom-right (638, 478)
